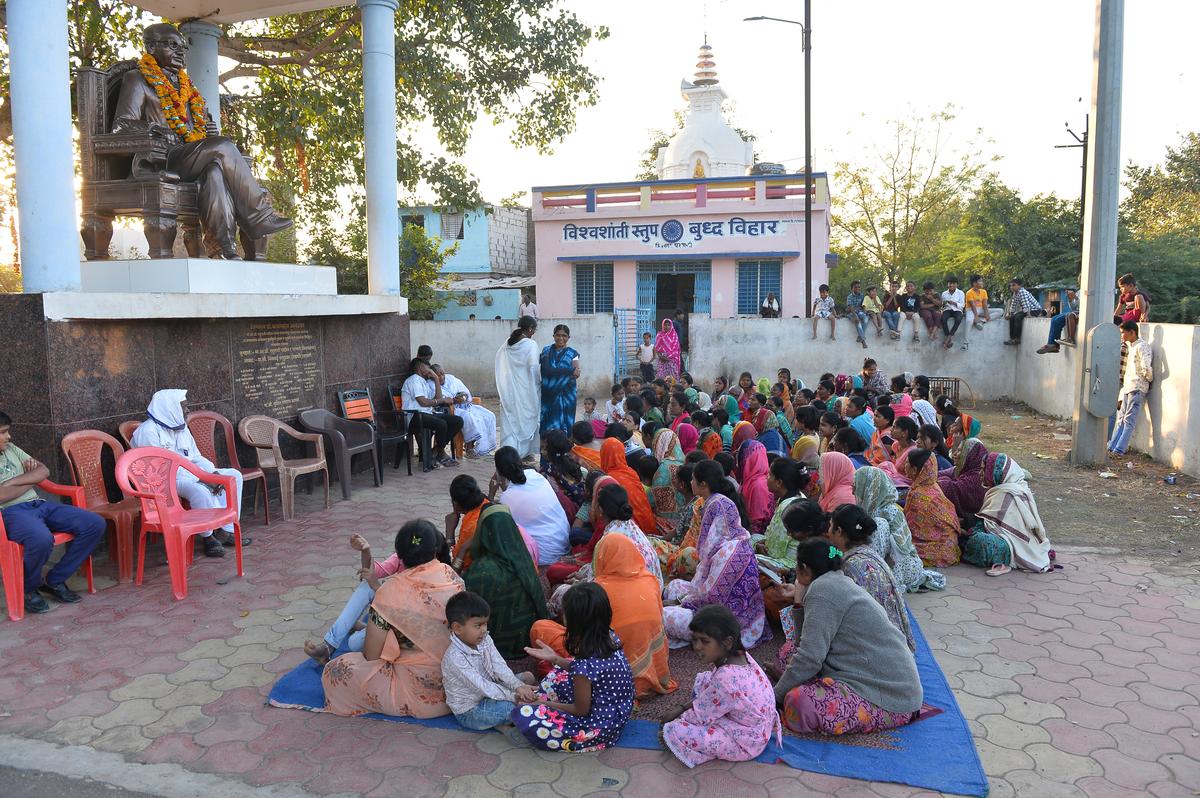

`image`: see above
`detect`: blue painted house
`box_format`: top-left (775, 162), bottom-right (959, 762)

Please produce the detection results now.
top-left (398, 204), bottom-right (533, 320)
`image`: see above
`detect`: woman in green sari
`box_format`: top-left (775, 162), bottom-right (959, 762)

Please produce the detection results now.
top-left (462, 504), bottom-right (549, 659)
top-left (650, 428), bottom-right (687, 533)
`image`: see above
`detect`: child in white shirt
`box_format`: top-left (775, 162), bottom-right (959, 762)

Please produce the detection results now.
top-left (605, 385), bottom-right (626, 423)
top-left (442, 592), bottom-right (538, 730)
top-left (579, 398), bottom-right (602, 424)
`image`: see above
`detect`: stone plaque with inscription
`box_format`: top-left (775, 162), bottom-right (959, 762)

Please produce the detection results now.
top-left (234, 320), bottom-right (323, 419)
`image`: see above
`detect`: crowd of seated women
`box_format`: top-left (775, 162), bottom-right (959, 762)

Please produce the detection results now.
top-left (301, 359), bottom-right (1053, 765)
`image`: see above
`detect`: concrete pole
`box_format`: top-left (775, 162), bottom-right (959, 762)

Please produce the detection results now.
top-left (358, 0), bottom-right (401, 296)
top-left (181, 21), bottom-right (223, 134)
top-left (8, 0), bottom-right (82, 292)
top-left (1070, 0), bottom-right (1124, 465)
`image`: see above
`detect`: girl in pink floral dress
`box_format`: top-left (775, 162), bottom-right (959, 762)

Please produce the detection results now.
top-left (663, 605), bottom-right (781, 768)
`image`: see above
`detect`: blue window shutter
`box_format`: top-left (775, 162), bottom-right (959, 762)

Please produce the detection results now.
top-left (575, 264), bottom-right (594, 314)
top-left (596, 265), bottom-right (614, 313)
top-left (637, 270), bottom-right (656, 315)
top-left (694, 269), bottom-right (711, 314)
top-left (763, 261), bottom-right (781, 307)
top-left (737, 261), bottom-right (757, 315)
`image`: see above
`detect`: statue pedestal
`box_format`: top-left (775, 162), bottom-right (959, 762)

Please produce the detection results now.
top-left (81, 258), bottom-right (338, 296)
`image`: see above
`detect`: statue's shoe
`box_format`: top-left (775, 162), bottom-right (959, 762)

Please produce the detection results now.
top-left (247, 214), bottom-right (293, 239)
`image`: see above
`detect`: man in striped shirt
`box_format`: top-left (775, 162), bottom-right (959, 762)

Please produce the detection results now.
top-left (1002, 278), bottom-right (1044, 346)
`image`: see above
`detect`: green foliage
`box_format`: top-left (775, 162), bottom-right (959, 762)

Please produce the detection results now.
top-left (831, 107), bottom-right (996, 287)
top-left (0, 0), bottom-right (607, 244)
top-left (399, 222), bottom-right (455, 320)
top-left (1123, 131), bottom-right (1200, 238)
top-left (0, 265), bottom-right (21, 293)
top-left (635, 107), bottom-right (758, 182)
top-left (304, 213), bottom-right (454, 317)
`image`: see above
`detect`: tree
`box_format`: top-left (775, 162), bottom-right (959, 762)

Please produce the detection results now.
top-left (635, 107), bottom-right (757, 181)
top-left (1123, 131), bottom-right (1200, 238)
top-left (831, 107), bottom-right (995, 287)
top-left (0, 1), bottom-right (608, 249)
top-left (305, 215), bottom-right (455, 318)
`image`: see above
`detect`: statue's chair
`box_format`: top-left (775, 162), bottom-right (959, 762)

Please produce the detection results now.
top-left (76, 60), bottom-right (269, 261)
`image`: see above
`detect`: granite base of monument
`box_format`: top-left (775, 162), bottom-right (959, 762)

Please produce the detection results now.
top-left (0, 292), bottom-right (411, 490)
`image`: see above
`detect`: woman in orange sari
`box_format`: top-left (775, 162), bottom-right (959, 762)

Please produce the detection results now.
top-left (901, 448), bottom-right (961, 567)
top-left (447, 475), bottom-right (490, 569)
top-left (531, 534), bottom-right (677, 699)
top-left (322, 520), bottom-right (463, 717)
top-left (600, 437), bottom-right (657, 535)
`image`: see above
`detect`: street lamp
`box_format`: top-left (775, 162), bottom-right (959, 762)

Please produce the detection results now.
top-left (746, 4), bottom-right (813, 316)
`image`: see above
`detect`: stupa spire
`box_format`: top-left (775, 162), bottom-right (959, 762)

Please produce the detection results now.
top-left (693, 43), bottom-right (718, 86)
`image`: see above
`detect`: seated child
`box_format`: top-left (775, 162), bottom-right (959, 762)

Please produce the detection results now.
top-left (442, 591), bottom-right (538, 730)
top-left (303, 533), bottom-right (404, 664)
top-left (579, 398), bottom-right (602, 424)
top-left (605, 385), bottom-right (626, 423)
top-left (635, 455), bottom-right (660, 502)
top-left (513, 582), bottom-right (635, 751)
top-left (663, 605), bottom-right (781, 767)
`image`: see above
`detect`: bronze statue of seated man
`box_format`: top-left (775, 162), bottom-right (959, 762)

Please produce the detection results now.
top-left (113, 22), bottom-right (291, 259)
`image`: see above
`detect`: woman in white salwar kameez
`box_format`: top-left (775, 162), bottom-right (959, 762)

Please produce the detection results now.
top-left (495, 316), bottom-right (541, 459)
top-left (432, 365), bottom-right (496, 456)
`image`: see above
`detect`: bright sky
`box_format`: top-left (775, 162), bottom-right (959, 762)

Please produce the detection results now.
top-left (450, 0), bottom-right (1200, 206)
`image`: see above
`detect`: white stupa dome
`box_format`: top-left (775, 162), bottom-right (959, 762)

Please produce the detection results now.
top-left (656, 44), bottom-right (754, 180)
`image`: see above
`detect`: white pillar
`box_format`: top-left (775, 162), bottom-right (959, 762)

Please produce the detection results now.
top-left (181, 21), bottom-right (223, 134)
top-left (358, 0), bottom-right (401, 296)
top-left (1071, 0), bottom-right (1124, 465)
top-left (8, 0), bottom-right (81, 292)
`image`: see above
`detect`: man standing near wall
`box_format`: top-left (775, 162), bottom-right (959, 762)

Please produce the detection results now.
top-left (672, 308), bottom-right (690, 372)
top-left (1107, 321), bottom-right (1153, 456)
top-left (519, 293), bottom-right (539, 319)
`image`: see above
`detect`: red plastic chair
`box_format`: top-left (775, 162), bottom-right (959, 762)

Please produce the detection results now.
top-left (1, 480), bottom-right (96, 621)
top-left (115, 447), bottom-right (244, 600)
top-left (61, 430), bottom-right (142, 583)
top-left (118, 420), bottom-right (141, 449)
top-left (186, 410), bottom-right (270, 526)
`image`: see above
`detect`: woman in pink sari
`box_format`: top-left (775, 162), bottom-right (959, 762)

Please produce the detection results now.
top-left (817, 452), bottom-right (857, 513)
top-left (737, 440), bottom-right (773, 535)
top-left (322, 521), bottom-right (463, 717)
top-left (654, 318), bottom-right (681, 379)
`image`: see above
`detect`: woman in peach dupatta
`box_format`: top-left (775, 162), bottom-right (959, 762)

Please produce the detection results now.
top-left (816, 452), bottom-right (857, 513)
top-left (323, 521), bottom-right (463, 717)
top-left (532, 534), bottom-right (677, 699)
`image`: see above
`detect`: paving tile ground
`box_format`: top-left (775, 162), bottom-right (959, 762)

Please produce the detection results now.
top-left (1, 455), bottom-right (1197, 797)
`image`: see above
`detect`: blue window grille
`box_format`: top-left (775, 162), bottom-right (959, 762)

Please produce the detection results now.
top-left (737, 260), bottom-right (782, 315)
top-left (575, 263), bottom-right (614, 314)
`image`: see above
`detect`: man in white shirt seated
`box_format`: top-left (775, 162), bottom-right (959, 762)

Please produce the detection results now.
top-left (130, 389), bottom-right (243, 558)
top-left (401, 358), bottom-right (464, 469)
top-left (940, 275), bottom-right (966, 350)
top-left (431, 364), bottom-right (497, 457)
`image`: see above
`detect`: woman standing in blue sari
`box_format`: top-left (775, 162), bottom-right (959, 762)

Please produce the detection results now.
top-left (540, 324), bottom-right (581, 435)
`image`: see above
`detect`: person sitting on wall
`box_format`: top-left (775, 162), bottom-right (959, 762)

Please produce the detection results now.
top-left (1037, 288), bottom-right (1078, 355)
top-left (401, 358), bottom-right (464, 469)
top-left (0, 410), bottom-right (105, 614)
top-left (760, 292), bottom-right (781, 318)
top-left (431, 364), bottom-right (496, 457)
top-left (131, 389), bottom-right (245, 558)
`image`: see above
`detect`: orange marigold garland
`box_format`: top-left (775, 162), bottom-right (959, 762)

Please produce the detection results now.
top-left (137, 53), bottom-right (207, 143)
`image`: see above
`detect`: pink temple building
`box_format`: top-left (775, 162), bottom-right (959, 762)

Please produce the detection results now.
top-left (532, 45), bottom-right (833, 326)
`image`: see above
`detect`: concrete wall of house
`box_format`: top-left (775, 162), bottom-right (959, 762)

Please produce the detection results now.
top-left (433, 288), bottom-right (522, 321)
top-left (1013, 317), bottom-right (1200, 477)
top-left (401, 207), bottom-right (490, 273)
top-left (410, 316), bottom-right (615, 400)
top-left (488, 206), bottom-right (532, 275)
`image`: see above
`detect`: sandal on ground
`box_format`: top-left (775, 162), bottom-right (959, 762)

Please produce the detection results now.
top-left (439, 456), bottom-right (460, 468)
top-left (986, 563), bottom-right (1012, 577)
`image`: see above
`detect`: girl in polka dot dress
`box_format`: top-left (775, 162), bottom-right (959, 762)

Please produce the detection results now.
top-left (511, 582), bottom-right (634, 752)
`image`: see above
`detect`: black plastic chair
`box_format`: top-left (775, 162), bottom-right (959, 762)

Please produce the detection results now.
top-left (298, 409), bottom-right (380, 500)
top-left (339, 387), bottom-right (416, 475)
top-left (387, 383), bottom-right (436, 473)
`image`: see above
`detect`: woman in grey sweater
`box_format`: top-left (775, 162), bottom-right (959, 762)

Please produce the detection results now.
top-left (773, 537), bottom-right (922, 735)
